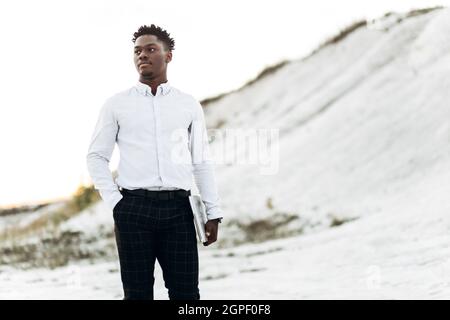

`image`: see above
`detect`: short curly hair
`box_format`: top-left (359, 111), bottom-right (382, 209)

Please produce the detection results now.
top-left (132, 24), bottom-right (175, 51)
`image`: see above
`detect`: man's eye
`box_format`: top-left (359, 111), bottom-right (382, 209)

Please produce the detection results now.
top-left (134, 48), bottom-right (155, 54)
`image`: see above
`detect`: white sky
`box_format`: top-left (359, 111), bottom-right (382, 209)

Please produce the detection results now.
top-left (0, 0), bottom-right (448, 207)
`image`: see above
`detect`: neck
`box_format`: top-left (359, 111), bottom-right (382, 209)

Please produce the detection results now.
top-left (139, 74), bottom-right (168, 95)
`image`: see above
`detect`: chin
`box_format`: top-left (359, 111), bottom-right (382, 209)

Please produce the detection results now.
top-left (140, 71), bottom-right (154, 77)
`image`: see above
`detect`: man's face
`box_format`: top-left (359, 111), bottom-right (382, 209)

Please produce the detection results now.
top-left (133, 34), bottom-right (172, 78)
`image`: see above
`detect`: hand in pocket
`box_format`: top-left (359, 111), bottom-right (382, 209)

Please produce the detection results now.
top-left (113, 196), bottom-right (125, 217)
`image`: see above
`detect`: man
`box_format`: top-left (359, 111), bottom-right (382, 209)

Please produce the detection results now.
top-left (86, 24), bottom-right (223, 300)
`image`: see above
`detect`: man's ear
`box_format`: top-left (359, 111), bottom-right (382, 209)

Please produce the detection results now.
top-left (165, 51), bottom-right (173, 63)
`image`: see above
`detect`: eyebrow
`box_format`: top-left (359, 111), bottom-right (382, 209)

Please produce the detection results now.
top-left (134, 43), bottom-right (157, 49)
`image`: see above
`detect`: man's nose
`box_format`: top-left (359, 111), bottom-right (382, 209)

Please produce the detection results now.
top-left (138, 51), bottom-right (148, 60)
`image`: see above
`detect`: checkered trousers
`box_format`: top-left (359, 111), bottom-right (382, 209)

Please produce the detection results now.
top-left (112, 191), bottom-right (200, 300)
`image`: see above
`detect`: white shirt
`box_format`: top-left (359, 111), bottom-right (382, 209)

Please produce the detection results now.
top-left (86, 81), bottom-right (223, 221)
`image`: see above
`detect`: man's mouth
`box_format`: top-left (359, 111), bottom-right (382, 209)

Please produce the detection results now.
top-left (139, 62), bottom-right (151, 67)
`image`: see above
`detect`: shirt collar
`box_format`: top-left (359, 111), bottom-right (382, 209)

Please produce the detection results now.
top-left (135, 80), bottom-right (171, 96)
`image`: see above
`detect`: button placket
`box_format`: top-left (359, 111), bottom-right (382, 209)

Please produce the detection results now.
top-left (153, 94), bottom-right (165, 185)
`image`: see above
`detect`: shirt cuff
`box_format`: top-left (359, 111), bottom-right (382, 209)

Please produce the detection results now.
top-left (206, 207), bottom-right (224, 221)
top-left (100, 189), bottom-right (123, 211)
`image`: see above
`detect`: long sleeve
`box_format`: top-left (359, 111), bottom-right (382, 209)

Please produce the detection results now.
top-left (189, 99), bottom-right (224, 221)
top-left (86, 100), bottom-right (123, 211)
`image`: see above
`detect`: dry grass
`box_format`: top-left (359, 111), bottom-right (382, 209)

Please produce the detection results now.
top-left (241, 60), bottom-right (289, 88)
top-left (200, 60), bottom-right (289, 109)
top-left (0, 202), bottom-right (50, 217)
top-left (200, 92), bottom-right (229, 108)
top-left (217, 212), bottom-right (302, 248)
top-left (406, 6), bottom-right (443, 18)
top-left (0, 184), bottom-right (105, 269)
top-left (309, 19), bottom-right (367, 57)
top-left (0, 185), bottom-right (100, 242)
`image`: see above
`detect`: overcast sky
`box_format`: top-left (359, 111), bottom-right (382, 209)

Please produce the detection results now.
top-left (0, 0), bottom-right (448, 207)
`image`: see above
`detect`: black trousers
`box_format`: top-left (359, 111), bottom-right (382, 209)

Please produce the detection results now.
top-left (113, 191), bottom-right (200, 300)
